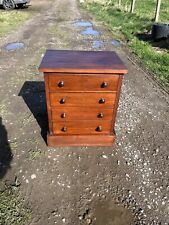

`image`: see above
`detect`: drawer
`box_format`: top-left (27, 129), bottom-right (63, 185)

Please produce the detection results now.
top-left (50, 93), bottom-right (116, 107)
top-left (51, 107), bottom-right (114, 121)
top-left (52, 121), bottom-right (111, 135)
top-left (47, 74), bottom-right (119, 92)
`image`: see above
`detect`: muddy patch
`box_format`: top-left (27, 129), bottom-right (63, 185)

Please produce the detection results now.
top-left (73, 20), bottom-right (100, 36)
top-left (78, 198), bottom-right (135, 225)
top-left (92, 40), bottom-right (104, 49)
top-left (111, 39), bottom-right (121, 47)
top-left (81, 27), bottom-right (100, 36)
top-left (74, 20), bottom-right (92, 27)
top-left (5, 42), bottom-right (25, 51)
top-left (93, 199), bottom-right (134, 225)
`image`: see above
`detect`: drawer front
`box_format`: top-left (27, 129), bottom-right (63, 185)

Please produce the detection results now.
top-left (52, 121), bottom-right (111, 135)
top-left (50, 93), bottom-right (116, 107)
top-left (47, 74), bottom-right (119, 92)
top-left (51, 107), bottom-right (113, 121)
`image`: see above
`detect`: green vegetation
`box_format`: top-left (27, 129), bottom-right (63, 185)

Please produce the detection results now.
top-left (0, 185), bottom-right (31, 225)
top-left (28, 148), bottom-right (42, 160)
top-left (84, 0), bottom-right (169, 86)
top-left (0, 11), bottom-right (31, 36)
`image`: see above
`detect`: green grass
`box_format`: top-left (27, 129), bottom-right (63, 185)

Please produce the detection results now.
top-left (0, 11), bottom-right (31, 36)
top-left (0, 185), bottom-right (31, 225)
top-left (84, 1), bottom-right (169, 86)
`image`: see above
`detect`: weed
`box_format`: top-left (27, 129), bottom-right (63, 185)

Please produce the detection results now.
top-left (28, 148), bottom-right (42, 160)
top-left (0, 11), bottom-right (31, 36)
top-left (0, 185), bottom-right (31, 225)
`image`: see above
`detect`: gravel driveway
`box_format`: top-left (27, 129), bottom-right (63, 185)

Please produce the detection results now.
top-left (0, 0), bottom-right (169, 224)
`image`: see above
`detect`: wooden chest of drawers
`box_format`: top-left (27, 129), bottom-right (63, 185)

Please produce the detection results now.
top-left (39, 50), bottom-right (127, 147)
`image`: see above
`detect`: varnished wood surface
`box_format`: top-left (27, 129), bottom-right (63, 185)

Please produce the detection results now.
top-left (49, 92), bottom-right (116, 107)
top-left (39, 50), bottom-right (128, 74)
top-left (51, 107), bottom-right (114, 121)
top-left (111, 76), bottom-right (123, 128)
top-left (40, 50), bottom-right (127, 146)
top-left (47, 73), bottom-right (119, 92)
top-left (47, 134), bottom-right (116, 147)
top-left (52, 120), bottom-right (111, 135)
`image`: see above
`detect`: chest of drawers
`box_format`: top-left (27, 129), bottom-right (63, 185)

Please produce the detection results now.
top-left (39, 50), bottom-right (127, 147)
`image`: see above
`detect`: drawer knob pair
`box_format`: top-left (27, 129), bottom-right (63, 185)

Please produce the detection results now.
top-left (58, 81), bottom-right (108, 88)
top-left (96, 126), bottom-right (102, 132)
top-left (61, 126), bottom-right (102, 132)
top-left (58, 81), bottom-right (64, 87)
top-left (101, 82), bottom-right (108, 88)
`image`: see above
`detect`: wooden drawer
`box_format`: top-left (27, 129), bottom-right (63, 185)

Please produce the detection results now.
top-left (47, 74), bottom-right (119, 92)
top-left (49, 93), bottom-right (116, 107)
top-left (51, 107), bottom-right (114, 121)
top-left (52, 121), bottom-right (111, 135)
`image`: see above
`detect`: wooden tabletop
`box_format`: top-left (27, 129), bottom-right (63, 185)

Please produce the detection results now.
top-left (39, 50), bottom-right (128, 74)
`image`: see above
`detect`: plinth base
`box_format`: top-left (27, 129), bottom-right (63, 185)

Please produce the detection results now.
top-left (47, 134), bottom-right (116, 147)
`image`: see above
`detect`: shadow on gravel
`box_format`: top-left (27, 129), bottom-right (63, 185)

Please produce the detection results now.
top-left (19, 81), bottom-right (48, 143)
top-left (0, 117), bottom-right (13, 179)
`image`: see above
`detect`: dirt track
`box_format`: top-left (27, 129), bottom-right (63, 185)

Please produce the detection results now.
top-left (0, 0), bottom-right (169, 224)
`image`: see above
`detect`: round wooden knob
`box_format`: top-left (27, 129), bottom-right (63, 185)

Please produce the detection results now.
top-left (60, 98), bottom-right (65, 104)
top-left (61, 113), bottom-right (66, 118)
top-left (99, 98), bottom-right (105, 104)
top-left (101, 82), bottom-right (108, 88)
top-left (97, 113), bottom-right (104, 118)
top-left (61, 127), bottom-right (67, 132)
top-left (58, 81), bottom-right (64, 87)
top-left (96, 126), bottom-right (102, 132)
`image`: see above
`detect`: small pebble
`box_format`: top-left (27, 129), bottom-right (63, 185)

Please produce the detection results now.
top-left (31, 174), bottom-right (36, 179)
top-left (62, 218), bottom-right (66, 223)
top-left (78, 216), bottom-right (83, 220)
top-left (26, 179), bottom-right (29, 183)
top-left (86, 218), bottom-right (92, 224)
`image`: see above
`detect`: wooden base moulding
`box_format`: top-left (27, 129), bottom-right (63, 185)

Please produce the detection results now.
top-left (47, 134), bottom-right (116, 147)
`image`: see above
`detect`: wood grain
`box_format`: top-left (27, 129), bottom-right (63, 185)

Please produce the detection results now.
top-left (47, 73), bottom-right (119, 92)
top-left (49, 93), bottom-right (116, 107)
top-left (52, 120), bottom-right (111, 135)
top-left (47, 134), bottom-right (116, 147)
top-left (39, 50), bottom-right (128, 74)
top-left (51, 107), bottom-right (114, 121)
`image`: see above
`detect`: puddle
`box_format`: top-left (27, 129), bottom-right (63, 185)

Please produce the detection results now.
top-left (92, 200), bottom-right (134, 225)
top-left (81, 27), bottom-right (100, 36)
top-left (5, 42), bottom-right (25, 51)
top-left (93, 40), bottom-right (104, 49)
top-left (111, 39), bottom-right (121, 47)
top-left (74, 21), bottom-right (92, 27)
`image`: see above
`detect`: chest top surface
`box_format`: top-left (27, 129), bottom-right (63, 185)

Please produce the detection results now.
top-left (39, 50), bottom-right (128, 74)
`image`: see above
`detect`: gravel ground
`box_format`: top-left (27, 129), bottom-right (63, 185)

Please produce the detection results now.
top-left (0, 0), bottom-right (169, 224)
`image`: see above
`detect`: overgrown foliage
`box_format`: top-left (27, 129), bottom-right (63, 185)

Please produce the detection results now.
top-left (0, 11), bottom-right (31, 36)
top-left (84, 0), bottom-right (169, 22)
top-left (84, 1), bottom-right (169, 86)
top-left (0, 185), bottom-right (31, 225)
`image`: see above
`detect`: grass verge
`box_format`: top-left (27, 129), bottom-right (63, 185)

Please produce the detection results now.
top-left (83, 2), bottom-right (169, 86)
top-left (0, 10), bottom-right (31, 37)
top-left (0, 184), bottom-right (31, 225)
